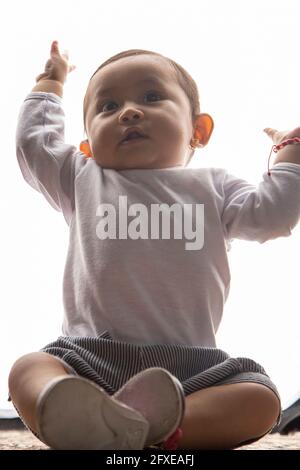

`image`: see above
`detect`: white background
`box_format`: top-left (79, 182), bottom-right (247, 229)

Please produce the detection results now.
top-left (0, 0), bottom-right (299, 410)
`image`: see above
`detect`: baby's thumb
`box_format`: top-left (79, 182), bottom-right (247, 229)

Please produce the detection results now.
top-left (263, 128), bottom-right (280, 144)
top-left (263, 128), bottom-right (276, 137)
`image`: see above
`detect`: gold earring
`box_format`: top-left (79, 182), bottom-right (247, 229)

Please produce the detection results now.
top-left (189, 138), bottom-right (204, 150)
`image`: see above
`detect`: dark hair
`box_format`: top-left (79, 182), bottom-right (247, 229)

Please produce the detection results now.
top-left (83, 49), bottom-right (201, 162)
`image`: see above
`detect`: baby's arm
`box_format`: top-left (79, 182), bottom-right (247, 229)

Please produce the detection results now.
top-left (221, 163), bottom-right (300, 244)
top-left (220, 127), bottom-right (300, 244)
top-left (32, 78), bottom-right (64, 97)
top-left (16, 41), bottom-right (85, 224)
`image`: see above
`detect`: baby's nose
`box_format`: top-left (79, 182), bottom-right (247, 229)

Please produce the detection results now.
top-left (119, 106), bottom-right (144, 122)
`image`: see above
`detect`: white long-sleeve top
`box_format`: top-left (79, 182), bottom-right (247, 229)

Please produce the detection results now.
top-left (15, 92), bottom-right (300, 346)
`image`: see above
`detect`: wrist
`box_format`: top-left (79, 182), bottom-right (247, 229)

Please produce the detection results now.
top-left (31, 79), bottom-right (64, 98)
top-left (273, 142), bottom-right (300, 165)
top-left (273, 138), bottom-right (300, 165)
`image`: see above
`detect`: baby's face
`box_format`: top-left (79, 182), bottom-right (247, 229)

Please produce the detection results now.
top-left (84, 55), bottom-right (194, 169)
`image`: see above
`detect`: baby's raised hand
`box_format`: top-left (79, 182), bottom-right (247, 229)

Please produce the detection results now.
top-left (264, 126), bottom-right (300, 166)
top-left (35, 41), bottom-right (76, 85)
top-left (264, 127), bottom-right (300, 146)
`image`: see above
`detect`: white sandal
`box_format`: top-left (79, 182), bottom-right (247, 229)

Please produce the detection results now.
top-left (114, 367), bottom-right (185, 447)
top-left (36, 375), bottom-right (149, 449)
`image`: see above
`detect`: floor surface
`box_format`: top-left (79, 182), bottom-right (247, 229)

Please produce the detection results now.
top-left (0, 429), bottom-right (299, 450)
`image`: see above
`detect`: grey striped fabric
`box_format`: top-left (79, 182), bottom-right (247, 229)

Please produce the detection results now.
top-left (40, 330), bottom-right (282, 424)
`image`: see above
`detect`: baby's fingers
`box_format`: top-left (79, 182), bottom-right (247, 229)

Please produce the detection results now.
top-left (51, 41), bottom-right (76, 73)
top-left (68, 64), bottom-right (77, 73)
top-left (263, 128), bottom-right (289, 145)
top-left (51, 40), bottom-right (60, 56)
top-left (50, 41), bottom-right (68, 62)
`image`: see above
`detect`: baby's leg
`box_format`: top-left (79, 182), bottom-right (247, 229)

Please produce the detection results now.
top-left (177, 382), bottom-right (281, 449)
top-left (8, 352), bottom-right (71, 436)
top-left (8, 353), bottom-right (150, 450)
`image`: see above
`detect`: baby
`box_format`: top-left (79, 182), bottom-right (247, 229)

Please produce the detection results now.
top-left (8, 40), bottom-right (300, 450)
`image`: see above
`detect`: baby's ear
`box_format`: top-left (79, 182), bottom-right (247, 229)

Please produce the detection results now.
top-left (79, 139), bottom-right (93, 158)
top-left (193, 114), bottom-right (214, 146)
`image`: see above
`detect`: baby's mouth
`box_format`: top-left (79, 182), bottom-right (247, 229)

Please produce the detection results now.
top-left (120, 135), bottom-right (148, 145)
top-left (120, 129), bottom-right (148, 145)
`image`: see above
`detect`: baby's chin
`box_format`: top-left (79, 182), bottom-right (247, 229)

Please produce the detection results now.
top-left (97, 162), bottom-right (180, 171)
top-left (94, 154), bottom-right (185, 171)
top-left (93, 155), bottom-right (175, 170)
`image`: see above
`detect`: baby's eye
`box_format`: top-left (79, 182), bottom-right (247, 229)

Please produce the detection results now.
top-left (144, 91), bottom-right (162, 102)
top-left (100, 91), bottom-right (162, 113)
top-left (101, 101), bottom-right (117, 112)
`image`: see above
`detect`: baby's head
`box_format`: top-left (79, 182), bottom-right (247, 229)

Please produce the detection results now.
top-left (82, 50), bottom-right (214, 170)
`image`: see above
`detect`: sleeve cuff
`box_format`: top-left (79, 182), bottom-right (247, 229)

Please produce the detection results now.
top-left (271, 162), bottom-right (300, 173)
top-left (24, 91), bottom-right (62, 104)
